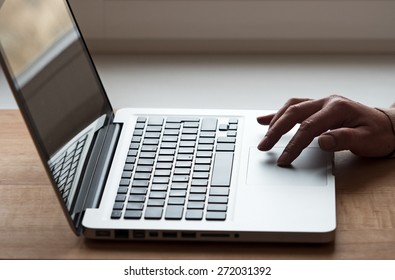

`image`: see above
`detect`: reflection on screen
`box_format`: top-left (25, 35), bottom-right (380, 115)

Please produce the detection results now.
top-left (0, 0), bottom-right (112, 224)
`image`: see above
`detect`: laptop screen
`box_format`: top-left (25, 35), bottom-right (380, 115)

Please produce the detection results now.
top-left (0, 0), bottom-right (112, 159)
top-left (0, 0), bottom-right (113, 233)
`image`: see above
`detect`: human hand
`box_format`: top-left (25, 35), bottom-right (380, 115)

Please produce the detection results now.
top-left (257, 95), bottom-right (395, 166)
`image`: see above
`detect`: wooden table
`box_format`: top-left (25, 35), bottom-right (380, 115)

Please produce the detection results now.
top-left (1, 109), bottom-right (395, 259)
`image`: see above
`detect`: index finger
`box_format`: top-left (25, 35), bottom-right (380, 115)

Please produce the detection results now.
top-left (258, 98), bottom-right (325, 151)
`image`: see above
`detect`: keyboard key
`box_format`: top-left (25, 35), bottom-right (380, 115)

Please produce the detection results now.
top-left (172, 175), bottom-right (189, 182)
top-left (149, 192), bottom-right (167, 199)
top-left (181, 135), bottom-right (197, 141)
top-left (199, 138), bottom-right (215, 144)
top-left (188, 194), bottom-right (206, 201)
top-left (216, 144), bottom-right (235, 152)
top-left (124, 210), bottom-right (142, 219)
top-left (111, 210), bottom-right (122, 219)
top-left (169, 190), bottom-right (187, 197)
top-left (156, 162), bottom-right (173, 169)
top-left (154, 169), bottom-right (171, 177)
top-left (126, 203), bottom-right (144, 210)
top-left (179, 141), bottom-right (196, 147)
top-left (208, 196), bottom-right (228, 204)
top-left (132, 180), bottom-right (149, 187)
top-left (171, 183), bottom-right (188, 190)
top-left (165, 205), bottom-right (184, 220)
top-left (178, 148), bottom-right (194, 154)
top-left (195, 158), bottom-right (211, 165)
top-left (193, 172), bottom-right (209, 179)
top-left (147, 199), bottom-right (165, 207)
top-left (139, 152), bottom-right (156, 159)
top-left (152, 177), bottom-right (170, 184)
top-left (201, 118), bottom-right (218, 131)
top-left (115, 194), bottom-right (127, 202)
top-left (217, 137), bottom-right (236, 143)
top-left (191, 179), bottom-right (208, 186)
top-left (143, 139), bottom-right (159, 145)
top-left (136, 165), bottom-right (152, 173)
top-left (176, 161), bottom-right (192, 168)
top-left (157, 156), bottom-right (174, 162)
top-left (141, 145), bottom-right (158, 152)
top-left (119, 179), bottom-right (130, 186)
top-left (168, 197), bottom-right (185, 205)
top-left (113, 202), bottom-right (124, 210)
top-left (148, 117), bottom-right (164, 126)
top-left (206, 212), bottom-right (226, 221)
top-left (177, 154), bottom-right (193, 161)
top-left (200, 132), bottom-right (216, 138)
top-left (122, 171), bottom-right (133, 178)
top-left (134, 173), bottom-right (151, 180)
top-left (190, 187), bottom-right (207, 194)
top-left (128, 195), bottom-right (146, 202)
top-left (182, 128), bottom-right (198, 134)
top-left (229, 118), bottom-right (238, 124)
top-left (197, 145), bottom-right (214, 151)
top-left (164, 130), bottom-right (180, 136)
top-left (183, 122), bottom-right (199, 128)
top-left (162, 136), bottom-right (178, 142)
top-left (145, 207), bottom-right (163, 219)
top-left (227, 131), bottom-right (237, 137)
top-left (151, 184), bottom-right (168, 191)
top-left (209, 187), bottom-right (230, 196)
top-left (138, 159), bottom-right (154, 166)
top-left (194, 165), bottom-right (210, 172)
top-left (117, 187), bottom-right (129, 194)
top-left (207, 204), bottom-right (228, 212)
top-left (145, 132), bottom-right (161, 139)
top-left (187, 202), bottom-right (205, 209)
top-left (165, 123), bottom-right (181, 129)
top-left (146, 126), bottom-right (162, 132)
top-left (173, 168), bottom-right (191, 175)
top-left (130, 188), bottom-right (148, 195)
top-left (186, 210), bottom-right (203, 220)
top-left (161, 142), bottom-right (177, 149)
top-left (211, 152), bottom-right (234, 187)
top-left (137, 117), bottom-right (147, 123)
top-left (219, 124), bottom-right (228, 131)
top-left (160, 149), bottom-right (175, 156)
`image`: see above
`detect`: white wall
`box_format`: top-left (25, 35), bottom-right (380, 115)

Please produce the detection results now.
top-left (68, 0), bottom-right (395, 53)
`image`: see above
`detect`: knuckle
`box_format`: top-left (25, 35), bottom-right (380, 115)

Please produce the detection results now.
top-left (285, 97), bottom-right (309, 107)
top-left (299, 118), bottom-right (315, 133)
top-left (285, 104), bottom-right (303, 117)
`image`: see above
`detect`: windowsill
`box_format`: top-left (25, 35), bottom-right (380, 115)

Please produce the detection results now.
top-left (2, 54), bottom-right (395, 110)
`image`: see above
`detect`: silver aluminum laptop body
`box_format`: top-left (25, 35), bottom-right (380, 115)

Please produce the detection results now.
top-left (0, 0), bottom-right (335, 243)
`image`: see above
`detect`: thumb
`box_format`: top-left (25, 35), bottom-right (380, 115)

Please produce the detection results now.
top-left (318, 128), bottom-right (358, 152)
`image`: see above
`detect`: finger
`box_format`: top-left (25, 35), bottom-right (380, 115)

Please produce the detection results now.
top-left (258, 98), bottom-right (325, 151)
top-left (276, 105), bottom-right (346, 166)
top-left (257, 114), bottom-right (275, 125)
top-left (319, 128), bottom-right (393, 157)
top-left (268, 98), bottom-right (311, 128)
top-left (318, 129), bottom-right (357, 152)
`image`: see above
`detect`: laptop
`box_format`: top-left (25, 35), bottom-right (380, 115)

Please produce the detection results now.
top-left (0, 0), bottom-right (336, 242)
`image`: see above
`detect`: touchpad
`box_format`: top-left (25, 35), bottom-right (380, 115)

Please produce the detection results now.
top-left (247, 147), bottom-right (328, 186)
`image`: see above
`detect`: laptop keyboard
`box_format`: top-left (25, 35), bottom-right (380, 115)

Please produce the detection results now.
top-left (111, 116), bottom-right (238, 221)
top-left (49, 134), bottom-right (88, 204)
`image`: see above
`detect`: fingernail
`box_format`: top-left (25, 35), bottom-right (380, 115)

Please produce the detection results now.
top-left (277, 151), bottom-right (291, 166)
top-left (258, 136), bottom-right (268, 150)
top-left (319, 135), bottom-right (336, 150)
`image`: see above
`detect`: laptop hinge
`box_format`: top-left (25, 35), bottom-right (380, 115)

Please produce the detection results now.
top-left (73, 121), bottom-right (121, 234)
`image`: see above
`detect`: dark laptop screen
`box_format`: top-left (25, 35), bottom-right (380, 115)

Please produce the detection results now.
top-left (0, 0), bottom-right (114, 233)
top-left (0, 0), bottom-right (112, 159)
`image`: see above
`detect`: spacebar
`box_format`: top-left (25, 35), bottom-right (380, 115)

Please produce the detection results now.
top-left (211, 152), bottom-right (234, 187)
